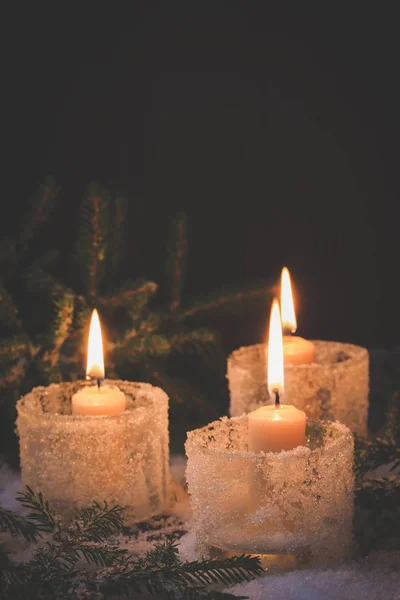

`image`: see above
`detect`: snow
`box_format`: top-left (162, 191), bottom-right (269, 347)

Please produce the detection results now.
top-left (228, 552), bottom-right (400, 600)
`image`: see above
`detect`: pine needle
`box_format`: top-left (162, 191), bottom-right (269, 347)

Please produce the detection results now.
top-left (166, 212), bottom-right (188, 314)
top-left (0, 281), bottom-right (22, 330)
top-left (0, 507), bottom-right (40, 542)
top-left (179, 280), bottom-right (275, 321)
top-left (77, 182), bottom-right (110, 300)
top-left (109, 195), bottom-right (128, 274)
top-left (17, 176), bottom-right (59, 255)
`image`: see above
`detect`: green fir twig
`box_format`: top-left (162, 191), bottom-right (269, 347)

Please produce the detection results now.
top-left (180, 280), bottom-right (274, 321)
top-left (0, 488), bottom-right (263, 599)
top-left (109, 195), bottom-right (128, 274)
top-left (0, 507), bottom-right (40, 542)
top-left (166, 212), bottom-right (188, 314)
top-left (17, 176), bottom-right (59, 255)
top-left (77, 182), bottom-right (110, 301)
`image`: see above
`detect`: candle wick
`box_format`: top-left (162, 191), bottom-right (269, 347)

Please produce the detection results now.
top-left (97, 379), bottom-right (101, 391)
top-left (274, 389), bottom-right (280, 409)
top-left (283, 326), bottom-right (293, 336)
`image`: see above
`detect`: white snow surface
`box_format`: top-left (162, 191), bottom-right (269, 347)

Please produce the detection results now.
top-left (1, 457), bottom-right (400, 599)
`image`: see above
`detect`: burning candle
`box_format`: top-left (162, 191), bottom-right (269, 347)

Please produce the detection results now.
top-left (280, 266), bottom-right (315, 365)
top-left (71, 309), bottom-right (126, 416)
top-left (248, 300), bottom-right (306, 453)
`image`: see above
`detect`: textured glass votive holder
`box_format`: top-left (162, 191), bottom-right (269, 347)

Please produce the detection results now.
top-left (228, 341), bottom-right (369, 435)
top-left (16, 380), bottom-right (170, 523)
top-left (186, 417), bottom-right (354, 566)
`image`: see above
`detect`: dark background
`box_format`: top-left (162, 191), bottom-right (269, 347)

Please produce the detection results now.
top-left (2, 3), bottom-right (399, 349)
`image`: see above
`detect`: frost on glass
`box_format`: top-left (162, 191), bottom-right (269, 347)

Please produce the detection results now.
top-left (228, 341), bottom-right (369, 435)
top-left (16, 381), bottom-right (170, 523)
top-left (186, 416), bottom-right (354, 564)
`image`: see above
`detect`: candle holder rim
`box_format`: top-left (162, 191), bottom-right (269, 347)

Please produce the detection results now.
top-left (228, 340), bottom-right (368, 371)
top-left (186, 415), bottom-right (353, 461)
top-left (16, 379), bottom-right (168, 421)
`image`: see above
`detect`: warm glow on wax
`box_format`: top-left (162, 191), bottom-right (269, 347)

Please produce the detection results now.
top-left (280, 267), bottom-right (297, 333)
top-left (267, 299), bottom-right (284, 400)
top-left (72, 308), bottom-right (126, 416)
top-left (248, 298), bottom-right (306, 453)
top-left (86, 309), bottom-right (105, 380)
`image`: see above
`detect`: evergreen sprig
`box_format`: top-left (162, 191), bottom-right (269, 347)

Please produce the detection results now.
top-left (0, 177), bottom-right (273, 425)
top-left (97, 541), bottom-right (263, 598)
top-left (17, 486), bottom-right (58, 532)
top-left (17, 176), bottom-right (59, 256)
top-left (0, 506), bottom-right (39, 542)
top-left (354, 435), bottom-right (400, 481)
top-left (77, 501), bottom-right (125, 541)
top-left (0, 488), bottom-right (263, 599)
top-left (77, 182), bottom-right (110, 301)
top-left (384, 390), bottom-right (400, 442)
top-left (166, 212), bottom-right (188, 314)
top-left (353, 390), bottom-right (400, 553)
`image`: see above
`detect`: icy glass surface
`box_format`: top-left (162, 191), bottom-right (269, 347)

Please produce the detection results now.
top-left (16, 380), bottom-right (170, 523)
top-left (228, 341), bottom-right (369, 435)
top-left (186, 416), bottom-right (354, 563)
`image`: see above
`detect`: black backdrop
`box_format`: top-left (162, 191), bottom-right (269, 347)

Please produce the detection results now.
top-left (2, 3), bottom-right (399, 349)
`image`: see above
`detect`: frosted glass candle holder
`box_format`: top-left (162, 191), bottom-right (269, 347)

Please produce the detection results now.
top-left (228, 341), bottom-right (369, 435)
top-left (16, 380), bottom-right (170, 523)
top-left (186, 417), bottom-right (354, 566)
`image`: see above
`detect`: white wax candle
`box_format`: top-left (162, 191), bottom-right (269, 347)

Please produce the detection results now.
top-left (280, 267), bottom-right (315, 364)
top-left (282, 335), bottom-right (315, 365)
top-left (248, 404), bottom-right (306, 453)
top-left (249, 298), bottom-right (306, 453)
top-left (72, 309), bottom-right (126, 416)
top-left (72, 384), bottom-right (126, 416)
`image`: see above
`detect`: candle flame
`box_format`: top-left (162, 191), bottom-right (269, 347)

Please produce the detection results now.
top-left (267, 299), bottom-right (284, 398)
top-left (86, 309), bottom-right (105, 380)
top-left (281, 267), bottom-right (297, 333)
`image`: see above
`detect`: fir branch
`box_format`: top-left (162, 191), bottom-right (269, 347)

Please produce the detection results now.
top-left (355, 476), bottom-right (400, 509)
top-left (132, 540), bottom-right (180, 571)
top-left (109, 195), bottom-right (128, 274)
top-left (76, 542), bottom-right (127, 567)
top-left (50, 292), bottom-right (75, 353)
top-left (355, 476), bottom-right (400, 553)
top-left (114, 333), bottom-right (171, 362)
top-left (166, 212), bottom-right (188, 314)
top-left (21, 248), bottom-right (62, 297)
top-left (0, 280), bottom-right (22, 330)
top-left (137, 313), bottom-right (163, 336)
top-left (0, 237), bottom-right (17, 271)
top-left (170, 554), bottom-right (264, 587)
top-left (100, 547), bottom-right (262, 598)
top-left (170, 328), bottom-right (220, 356)
top-left (40, 292), bottom-right (75, 382)
top-left (100, 279), bottom-right (158, 312)
top-left (0, 357), bottom-right (29, 390)
top-left (354, 436), bottom-right (400, 479)
top-left (77, 501), bottom-right (125, 542)
top-left (77, 182), bottom-right (110, 300)
top-left (384, 390), bottom-right (400, 443)
top-left (28, 249), bottom-right (60, 272)
top-left (0, 506), bottom-right (40, 542)
top-left (179, 280), bottom-right (274, 321)
top-left (1, 491), bottom-right (264, 600)
top-left (147, 367), bottom-right (218, 415)
top-left (182, 591), bottom-right (249, 600)
top-left (0, 335), bottom-right (29, 362)
top-left (114, 326), bottom-right (219, 365)
top-left (16, 487), bottom-right (57, 533)
top-left (17, 176), bottom-right (59, 254)
top-left (23, 269), bottom-right (66, 298)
